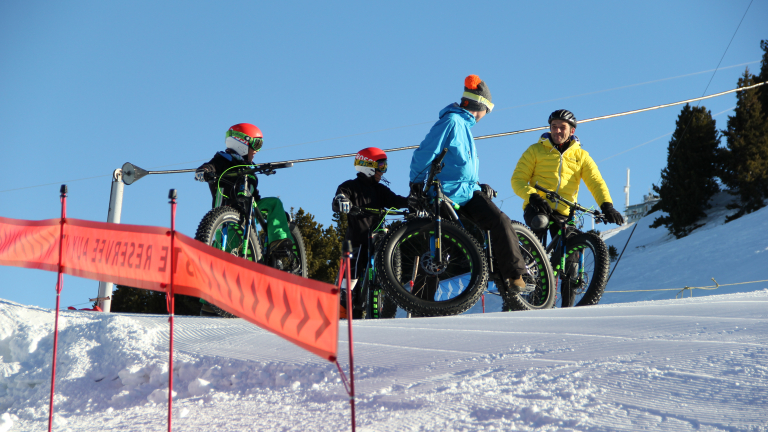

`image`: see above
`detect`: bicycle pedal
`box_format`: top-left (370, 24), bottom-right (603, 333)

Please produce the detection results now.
top-left (270, 250), bottom-right (292, 258)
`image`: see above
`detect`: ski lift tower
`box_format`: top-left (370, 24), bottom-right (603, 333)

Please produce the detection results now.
top-left (95, 162), bottom-right (195, 312)
top-left (624, 168), bottom-right (630, 218)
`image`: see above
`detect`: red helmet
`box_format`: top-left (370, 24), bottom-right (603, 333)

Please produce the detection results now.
top-left (225, 123), bottom-right (264, 157)
top-left (354, 147), bottom-right (387, 177)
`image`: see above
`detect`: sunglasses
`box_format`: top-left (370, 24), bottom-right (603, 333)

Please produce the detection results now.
top-left (226, 130), bottom-right (263, 152)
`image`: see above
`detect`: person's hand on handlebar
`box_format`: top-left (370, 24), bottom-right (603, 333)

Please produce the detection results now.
top-left (408, 182), bottom-right (425, 210)
top-left (195, 166), bottom-right (214, 182)
top-left (480, 184), bottom-right (497, 199)
top-left (409, 182), bottom-right (423, 198)
top-left (334, 194), bottom-right (351, 214)
top-left (600, 202), bottom-right (624, 225)
top-left (527, 193), bottom-right (552, 215)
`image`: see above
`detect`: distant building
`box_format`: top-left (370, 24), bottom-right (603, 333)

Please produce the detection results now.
top-left (625, 192), bottom-right (660, 223)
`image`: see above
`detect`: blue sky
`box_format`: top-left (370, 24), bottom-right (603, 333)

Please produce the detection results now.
top-left (1, 1), bottom-right (765, 310)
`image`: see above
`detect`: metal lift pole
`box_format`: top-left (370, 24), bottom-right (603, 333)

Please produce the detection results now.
top-left (96, 168), bottom-right (124, 312)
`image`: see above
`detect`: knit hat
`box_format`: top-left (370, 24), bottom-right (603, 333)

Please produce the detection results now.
top-left (460, 75), bottom-right (494, 113)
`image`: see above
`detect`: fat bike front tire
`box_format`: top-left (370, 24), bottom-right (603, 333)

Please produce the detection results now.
top-left (561, 232), bottom-right (609, 307)
top-left (375, 219), bottom-right (488, 317)
top-left (194, 206), bottom-right (262, 318)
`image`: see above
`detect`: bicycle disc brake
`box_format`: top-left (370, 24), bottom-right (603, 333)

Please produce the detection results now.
top-left (420, 251), bottom-right (450, 275)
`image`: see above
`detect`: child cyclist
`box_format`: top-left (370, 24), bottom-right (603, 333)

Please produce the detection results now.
top-left (332, 147), bottom-right (409, 318)
top-left (195, 123), bottom-right (294, 315)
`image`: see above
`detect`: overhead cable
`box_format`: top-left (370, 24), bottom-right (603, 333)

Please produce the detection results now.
top-left (267, 81), bottom-right (767, 165)
top-left (1, 81), bottom-right (765, 193)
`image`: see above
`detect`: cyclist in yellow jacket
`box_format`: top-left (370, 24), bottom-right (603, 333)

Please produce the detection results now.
top-left (512, 109), bottom-right (623, 308)
top-left (511, 109), bottom-right (624, 239)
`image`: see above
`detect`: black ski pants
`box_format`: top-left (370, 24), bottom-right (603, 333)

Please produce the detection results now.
top-left (523, 205), bottom-right (570, 244)
top-left (345, 244), bottom-right (372, 313)
top-left (460, 190), bottom-right (527, 280)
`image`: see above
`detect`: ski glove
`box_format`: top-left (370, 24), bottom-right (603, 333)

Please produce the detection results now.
top-left (480, 184), bottom-right (497, 199)
top-left (600, 202), bottom-right (624, 225)
top-left (195, 166), bottom-right (213, 182)
top-left (527, 193), bottom-right (552, 215)
top-left (409, 182), bottom-right (423, 198)
top-left (408, 182), bottom-right (425, 211)
top-left (334, 194), bottom-right (351, 214)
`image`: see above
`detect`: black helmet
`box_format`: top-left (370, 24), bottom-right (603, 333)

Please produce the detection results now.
top-left (548, 109), bottom-right (577, 128)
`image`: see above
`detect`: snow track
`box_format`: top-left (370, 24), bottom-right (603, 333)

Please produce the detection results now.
top-left (3, 289), bottom-right (767, 431)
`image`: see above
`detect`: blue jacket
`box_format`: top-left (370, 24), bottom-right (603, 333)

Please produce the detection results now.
top-left (409, 103), bottom-right (481, 206)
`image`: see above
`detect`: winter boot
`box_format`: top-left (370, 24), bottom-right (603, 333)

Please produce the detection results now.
top-left (269, 238), bottom-right (294, 257)
top-left (505, 275), bottom-right (533, 294)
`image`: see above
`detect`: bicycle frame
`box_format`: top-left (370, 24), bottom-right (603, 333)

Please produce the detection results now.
top-left (534, 183), bottom-right (606, 284)
top-left (211, 163), bottom-right (293, 260)
top-left (415, 148), bottom-right (504, 289)
top-left (350, 207), bottom-right (408, 318)
top-left (544, 206), bottom-right (580, 281)
top-left (419, 148), bottom-right (464, 267)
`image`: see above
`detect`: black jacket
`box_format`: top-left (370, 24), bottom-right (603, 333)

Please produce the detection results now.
top-left (198, 150), bottom-right (258, 207)
top-left (332, 173), bottom-right (409, 249)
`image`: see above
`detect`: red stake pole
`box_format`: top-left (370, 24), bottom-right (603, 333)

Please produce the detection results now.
top-left (48, 185), bottom-right (67, 432)
top-left (166, 189), bottom-right (177, 431)
top-left (340, 241), bottom-right (356, 431)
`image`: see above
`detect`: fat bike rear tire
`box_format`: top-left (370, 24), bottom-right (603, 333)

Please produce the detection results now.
top-left (368, 280), bottom-right (398, 319)
top-left (500, 222), bottom-right (557, 311)
top-left (261, 223), bottom-right (308, 278)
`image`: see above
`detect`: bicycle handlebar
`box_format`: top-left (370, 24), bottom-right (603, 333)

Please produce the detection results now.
top-left (533, 184), bottom-right (607, 222)
top-left (217, 162), bottom-right (294, 179)
top-left (424, 148), bottom-right (449, 187)
top-left (349, 206), bottom-right (410, 217)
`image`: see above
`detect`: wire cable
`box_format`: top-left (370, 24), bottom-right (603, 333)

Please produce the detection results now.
top-left (1, 81), bottom-right (764, 194)
top-left (265, 81), bottom-right (767, 165)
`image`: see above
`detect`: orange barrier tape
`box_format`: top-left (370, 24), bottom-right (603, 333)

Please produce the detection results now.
top-left (0, 216), bottom-right (339, 362)
top-left (0, 217), bottom-right (60, 272)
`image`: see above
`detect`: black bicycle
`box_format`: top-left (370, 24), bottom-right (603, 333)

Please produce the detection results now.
top-left (375, 149), bottom-right (555, 316)
top-left (194, 162), bottom-right (308, 318)
top-left (534, 184), bottom-right (610, 307)
top-left (343, 206), bottom-right (408, 319)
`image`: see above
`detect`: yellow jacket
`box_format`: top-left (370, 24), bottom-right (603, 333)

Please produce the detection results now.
top-left (511, 134), bottom-right (613, 216)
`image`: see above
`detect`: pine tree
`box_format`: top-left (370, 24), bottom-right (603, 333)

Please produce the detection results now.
top-left (758, 40), bottom-right (768, 122)
top-left (720, 68), bottom-right (768, 221)
top-left (110, 286), bottom-right (200, 315)
top-left (290, 207), bottom-right (343, 284)
top-left (650, 104), bottom-right (721, 238)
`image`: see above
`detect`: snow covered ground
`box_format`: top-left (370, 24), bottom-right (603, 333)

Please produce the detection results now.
top-left (1, 194), bottom-right (767, 431)
top-left (2, 292), bottom-right (767, 431)
top-left (601, 192), bottom-right (768, 304)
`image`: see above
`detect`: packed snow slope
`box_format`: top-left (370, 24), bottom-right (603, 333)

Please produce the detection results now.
top-left (600, 192), bottom-right (768, 304)
top-left (0, 193), bottom-right (766, 431)
top-left (1, 292), bottom-right (767, 432)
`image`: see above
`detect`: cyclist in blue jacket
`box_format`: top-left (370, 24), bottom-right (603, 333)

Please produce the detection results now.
top-left (409, 75), bottom-right (528, 293)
